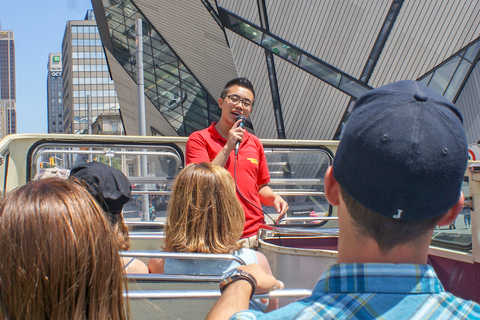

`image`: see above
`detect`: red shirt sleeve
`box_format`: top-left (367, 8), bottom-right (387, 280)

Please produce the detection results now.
top-left (185, 132), bottom-right (210, 165)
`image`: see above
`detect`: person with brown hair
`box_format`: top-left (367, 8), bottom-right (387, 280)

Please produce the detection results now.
top-left (69, 161), bottom-right (148, 274)
top-left (0, 178), bottom-right (128, 320)
top-left (148, 162), bottom-right (280, 312)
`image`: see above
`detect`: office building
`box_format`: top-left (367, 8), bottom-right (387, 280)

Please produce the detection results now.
top-left (61, 10), bottom-right (122, 134)
top-left (0, 29), bottom-right (16, 137)
top-left (47, 53), bottom-right (64, 133)
top-left (91, 112), bottom-right (124, 135)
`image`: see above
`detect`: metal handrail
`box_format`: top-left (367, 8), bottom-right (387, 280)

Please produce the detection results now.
top-left (268, 178), bottom-right (323, 185)
top-left (128, 233), bottom-right (165, 239)
top-left (258, 224), bottom-right (339, 237)
top-left (131, 190), bottom-right (171, 195)
top-left (276, 216), bottom-right (338, 225)
top-left (129, 177), bottom-right (174, 183)
top-left (120, 251), bottom-right (246, 265)
top-left (272, 191), bottom-right (325, 196)
top-left (125, 221), bottom-right (166, 228)
top-left (126, 274), bottom-right (220, 282)
top-left (124, 289), bottom-right (312, 300)
top-left (131, 190), bottom-right (325, 196)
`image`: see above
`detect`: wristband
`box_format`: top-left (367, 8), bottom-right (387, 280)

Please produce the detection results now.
top-left (219, 268), bottom-right (257, 300)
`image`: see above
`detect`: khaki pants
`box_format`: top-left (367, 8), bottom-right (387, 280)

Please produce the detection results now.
top-left (239, 235), bottom-right (258, 249)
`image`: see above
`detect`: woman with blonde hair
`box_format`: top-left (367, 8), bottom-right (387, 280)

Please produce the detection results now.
top-left (148, 162), bottom-right (278, 312)
top-left (0, 178), bottom-right (128, 320)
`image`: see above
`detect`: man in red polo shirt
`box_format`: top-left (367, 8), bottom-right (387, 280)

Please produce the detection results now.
top-left (186, 78), bottom-right (289, 247)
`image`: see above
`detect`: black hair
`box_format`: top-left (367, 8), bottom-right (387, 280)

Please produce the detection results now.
top-left (220, 78), bottom-right (255, 99)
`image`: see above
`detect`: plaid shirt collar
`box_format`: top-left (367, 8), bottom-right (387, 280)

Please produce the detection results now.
top-left (315, 263), bottom-right (445, 295)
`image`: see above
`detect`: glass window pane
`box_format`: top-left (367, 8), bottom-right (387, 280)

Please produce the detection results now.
top-left (228, 15), bottom-right (263, 44)
top-left (299, 57), bottom-right (341, 87)
top-left (339, 77), bottom-right (370, 98)
top-left (428, 56), bottom-right (462, 94)
top-left (444, 59), bottom-right (471, 101)
top-left (463, 40), bottom-right (480, 63)
top-left (418, 72), bottom-right (433, 85)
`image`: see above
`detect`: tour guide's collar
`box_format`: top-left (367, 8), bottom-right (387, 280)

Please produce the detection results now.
top-left (333, 80), bottom-right (468, 221)
top-left (208, 122), bottom-right (251, 144)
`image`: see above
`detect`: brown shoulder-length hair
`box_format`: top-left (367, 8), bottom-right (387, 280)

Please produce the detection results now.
top-left (0, 178), bottom-right (128, 320)
top-left (164, 162), bottom-right (244, 254)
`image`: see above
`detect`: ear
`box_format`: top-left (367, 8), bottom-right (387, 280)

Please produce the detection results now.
top-left (437, 192), bottom-right (465, 227)
top-left (218, 97), bottom-right (224, 109)
top-left (324, 166), bottom-right (340, 206)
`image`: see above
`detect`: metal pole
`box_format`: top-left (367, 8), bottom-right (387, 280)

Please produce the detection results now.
top-left (87, 95), bottom-right (93, 162)
top-left (136, 19), bottom-right (146, 137)
top-left (136, 19), bottom-right (149, 221)
top-left (87, 95), bottom-right (92, 135)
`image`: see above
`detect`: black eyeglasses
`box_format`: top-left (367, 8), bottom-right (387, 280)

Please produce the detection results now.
top-left (223, 94), bottom-right (253, 108)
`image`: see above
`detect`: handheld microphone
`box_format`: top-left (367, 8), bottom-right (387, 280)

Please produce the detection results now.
top-left (235, 115), bottom-right (246, 155)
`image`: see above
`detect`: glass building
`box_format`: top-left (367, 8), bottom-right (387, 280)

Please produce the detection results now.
top-left (91, 0), bottom-right (480, 143)
top-left (92, 0), bottom-right (220, 137)
top-left (62, 10), bottom-right (122, 134)
top-left (0, 29), bottom-right (16, 137)
top-left (47, 53), bottom-right (64, 133)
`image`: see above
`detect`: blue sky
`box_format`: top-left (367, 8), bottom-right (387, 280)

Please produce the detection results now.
top-left (1, 0), bottom-right (93, 133)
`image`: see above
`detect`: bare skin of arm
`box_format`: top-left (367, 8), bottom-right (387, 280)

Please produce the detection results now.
top-left (255, 251), bottom-right (279, 312)
top-left (147, 258), bottom-right (165, 274)
top-left (122, 257), bottom-right (149, 274)
top-left (258, 184), bottom-right (289, 222)
top-left (206, 264), bottom-right (284, 320)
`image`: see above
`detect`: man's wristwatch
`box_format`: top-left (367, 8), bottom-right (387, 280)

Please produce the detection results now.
top-left (220, 268), bottom-right (257, 299)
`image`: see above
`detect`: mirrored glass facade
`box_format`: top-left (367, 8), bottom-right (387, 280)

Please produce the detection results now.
top-left (91, 0), bottom-right (480, 143)
top-left (418, 39), bottom-right (480, 102)
top-left (101, 0), bottom-right (220, 136)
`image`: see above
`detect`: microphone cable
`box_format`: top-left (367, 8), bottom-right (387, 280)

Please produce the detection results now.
top-left (234, 148), bottom-right (276, 225)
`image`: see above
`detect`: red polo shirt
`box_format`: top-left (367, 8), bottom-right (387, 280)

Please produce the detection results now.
top-left (186, 123), bottom-right (270, 238)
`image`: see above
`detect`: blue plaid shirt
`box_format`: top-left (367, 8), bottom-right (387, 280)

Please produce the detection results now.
top-left (231, 263), bottom-right (480, 320)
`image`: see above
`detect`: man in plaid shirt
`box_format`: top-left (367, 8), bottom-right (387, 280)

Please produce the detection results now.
top-left (207, 80), bottom-right (480, 320)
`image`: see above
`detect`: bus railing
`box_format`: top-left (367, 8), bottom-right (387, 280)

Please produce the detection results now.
top-left (129, 233), bottom-right (165, 239)
top-left (275, 216), bottom-right (338, 226)
top-left (124, 289), bottom-right (313, 299)
top-left (126, 274), bottom-right (220, 282)
top-left (125, 221), bottom-right (165, 231)
top-left (120, 251), bottom-right (247, 265)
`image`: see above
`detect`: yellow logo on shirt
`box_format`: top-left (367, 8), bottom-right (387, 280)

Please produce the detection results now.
top-left (247, 158), bottom-right (258, 164)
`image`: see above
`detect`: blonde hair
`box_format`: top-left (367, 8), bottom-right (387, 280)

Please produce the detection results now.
top-left (165, 162), bottom-right (244, 253)
top-left (0, 178), bottom-right (128, 320)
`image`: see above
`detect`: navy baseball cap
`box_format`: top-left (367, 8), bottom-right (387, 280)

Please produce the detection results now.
top-left (333, 80), bottom-right (468, 221)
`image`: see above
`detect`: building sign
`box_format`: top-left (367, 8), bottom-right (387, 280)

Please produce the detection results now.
top-left (51, 71), bottom-right (62, 77)
top-left (0, 31), bottom-right (9, 39)
top-left (53, 55), bottom-right (61, 62)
